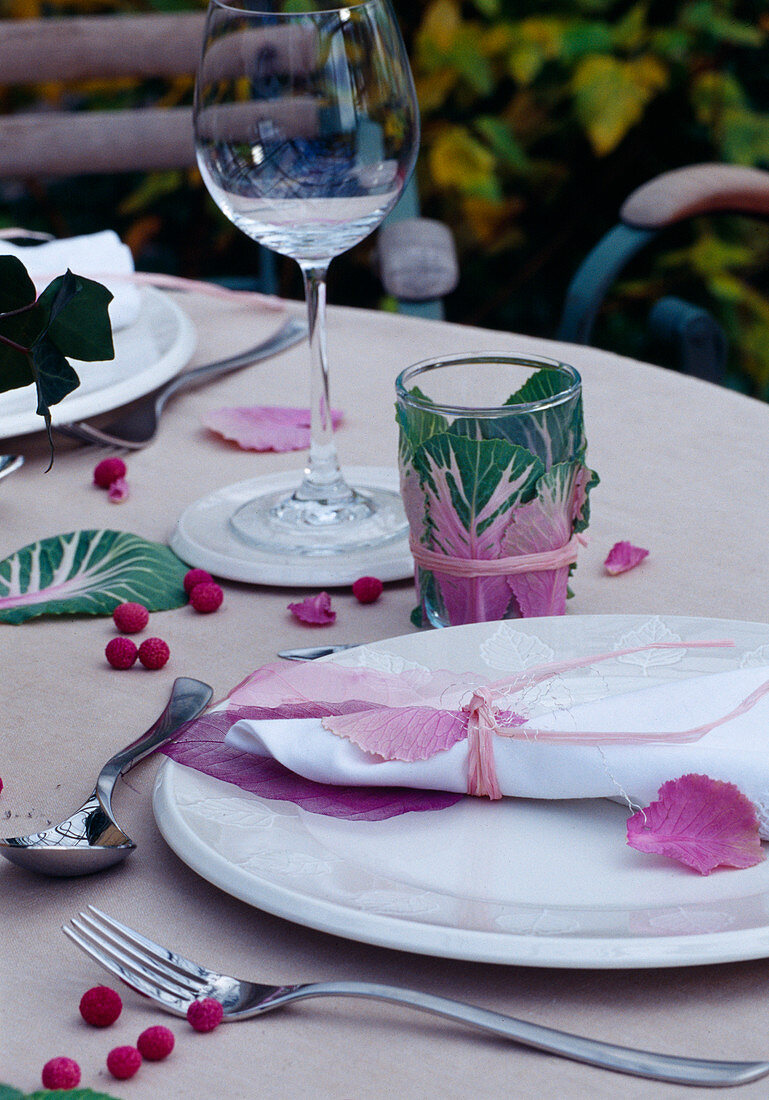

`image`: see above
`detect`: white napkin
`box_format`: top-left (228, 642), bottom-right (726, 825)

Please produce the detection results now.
top-left (225, 665), bottom-right (769, 834)
top-left (0, 230), bottom-right (141, 331)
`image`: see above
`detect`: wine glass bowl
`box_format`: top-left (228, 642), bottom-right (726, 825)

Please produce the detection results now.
top-left (194, 0), bottom-right (419, 554)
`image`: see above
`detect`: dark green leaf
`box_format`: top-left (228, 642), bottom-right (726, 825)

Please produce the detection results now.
top-left (37, 272), bottom-right (115, 363)
top-left (31, 335), bottom-right (81, 414)
top-left (396, 386), bottom-right (449, 463)
top-left (0, 255), bottom-right (36, 312)
top-left (0, 343), bottom-right (33, 394)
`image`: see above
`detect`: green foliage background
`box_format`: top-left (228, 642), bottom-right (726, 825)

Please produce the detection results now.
top-left (2, 0), bottom-right (769, 393)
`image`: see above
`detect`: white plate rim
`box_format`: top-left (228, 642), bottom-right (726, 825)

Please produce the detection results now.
top-left (153, 613), bottom-right (769, 968)
top-left (0, 286), bottom-right (197, 439)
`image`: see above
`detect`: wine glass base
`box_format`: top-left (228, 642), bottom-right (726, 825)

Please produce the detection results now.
top-left (230, 483), bottom-right (406, 554)
top-left (171, 466), bottom-right (415, 587)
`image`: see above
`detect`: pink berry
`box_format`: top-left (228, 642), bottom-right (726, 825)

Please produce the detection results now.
top-left (42, 1056), bottom-right (81, 1089)
top-left (79, 984), bottom-right (122, 1027)
top-left (189, 582), bottom-right (224, 614)
top-left (138, 637), bottom-right (170, 670)
top-left (137, 1024), bottom-right (175, 1061)
top-left (107, 1044), bottom-right (142, 1080)
top-left (112, 601), bottom-right (149, 634)
top-left (105, 636), bottom-right (138, 670)
top-left (352, 576), bottom-right (383, 604)
top-left (184, 567), bottom-right (213, 594)
top-left (93, 456), bottom-right (127, 489)
top-left (187, 997), bottom-right (224, 1032)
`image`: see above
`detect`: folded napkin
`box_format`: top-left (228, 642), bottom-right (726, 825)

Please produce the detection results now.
top-left (223, 651), bottom-right (769, 836)
top-left (0, 230), bottom-right (141, 331)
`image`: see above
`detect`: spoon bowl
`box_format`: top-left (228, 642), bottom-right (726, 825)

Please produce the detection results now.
top-left (0, 676), bottom-right (212, 876)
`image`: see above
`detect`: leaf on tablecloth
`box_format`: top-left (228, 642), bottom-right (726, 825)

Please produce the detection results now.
top-left (202, 405), bottom-right (343, 452)
top-left (604, 540), bottom-right (649, 575)
top-left (288, 591), bottom-right (336, 625)
top-left (626, 773), bottom-right (764, 874)
top-left (0, 529), bottom-right (188, 622)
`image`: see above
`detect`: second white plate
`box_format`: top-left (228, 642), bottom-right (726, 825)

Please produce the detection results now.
top-left (153, 614), bottom-right (769, 968)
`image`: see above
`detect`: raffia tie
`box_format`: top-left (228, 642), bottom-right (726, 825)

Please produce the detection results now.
top-left (463, 686), bottom-right (507, 800)
top-left (409, 532), bottom-right (583, 578)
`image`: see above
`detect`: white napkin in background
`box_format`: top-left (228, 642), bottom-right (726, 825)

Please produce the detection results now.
top-left (0, 230), bottom-right (141, 331)
top-left (225, 664), bottom-right (769, 836)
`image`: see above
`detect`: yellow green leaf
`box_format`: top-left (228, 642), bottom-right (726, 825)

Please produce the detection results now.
top-left (418, 0), bottom-right (461, 54)
top-left (571, 54), bottom-right (668, 155)
top-left (428, 125), bottom-right (500, 199)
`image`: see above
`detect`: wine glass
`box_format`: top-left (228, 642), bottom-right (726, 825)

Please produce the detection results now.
top-left (194, 0), bottom-right (420, 554)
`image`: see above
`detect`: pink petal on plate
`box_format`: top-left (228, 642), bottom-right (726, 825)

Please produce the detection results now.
top-left (324, 706), bottom-right (468, 761)
top-left (108, 477), bottom-right (129, 503)
top-left (604, 540), bottom-right (649, 575)
top-left (288, 591), bottom-right (336, 625)
top-left (202, 406), bottom-right (343, 452)
top-left (626, 773), bottom-right (765, 875)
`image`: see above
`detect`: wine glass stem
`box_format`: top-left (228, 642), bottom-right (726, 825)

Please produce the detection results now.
top-left (294, 261), bottom-right (355, 506)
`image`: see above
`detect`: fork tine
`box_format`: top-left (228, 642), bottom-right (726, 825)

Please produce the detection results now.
top-left (86, 905), bottom-right (215, 982)
top-left (70, 914), bottom-right (203, 1000)
top-left (63, 922), bottom-right (191, 1016)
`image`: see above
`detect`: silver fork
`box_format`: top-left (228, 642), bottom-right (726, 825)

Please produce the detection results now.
top-left (63, 906), bottom-right (769, 1088)
top-left (56, 316), bottom-right (307, 449)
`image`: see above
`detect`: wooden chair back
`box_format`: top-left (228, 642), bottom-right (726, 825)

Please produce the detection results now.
top-left (0, 14), bottom-right (205, 178)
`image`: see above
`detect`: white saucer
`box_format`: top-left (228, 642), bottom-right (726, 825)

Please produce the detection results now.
top-left (170, 466), bottom-right (414, 587)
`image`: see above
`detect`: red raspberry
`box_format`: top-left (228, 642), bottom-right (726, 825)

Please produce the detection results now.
top-left (112, 601), bottom-right (149, 634)
top-left (137, 1024), bottom-right (175, 1061)
top-left (107, 1045), bottom-right (142, 1080)
top-left (93, 456), bottom-right (127, 489)
top-left (352, 576), bottom-right (383, 604)
top-left (189, 582), bottom-right (224, 614)
top-left (41, 1056), bottom-right (81, 1089)
top-left (184, 567), bottom-right (213, 594)
top-left (79, 984), bottom-right (122, 1027)
top-left (138, 637), bottom-right (170, 670)
top-left (187, 996), bottom-right (224, 1032)
top-left (105, 636), bottom-right (138, 670)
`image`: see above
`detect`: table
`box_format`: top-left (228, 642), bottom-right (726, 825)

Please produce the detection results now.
top-left (3, 292), bottom-right (769, 1099)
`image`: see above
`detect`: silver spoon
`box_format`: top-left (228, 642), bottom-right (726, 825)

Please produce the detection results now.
top-left (0, 454), bottom-right (23, 481)
top-left (0, 676), bottom-right (212, 876)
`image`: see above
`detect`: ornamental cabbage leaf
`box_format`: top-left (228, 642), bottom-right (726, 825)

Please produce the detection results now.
top-left (0, 529), bottom-right (188, 623)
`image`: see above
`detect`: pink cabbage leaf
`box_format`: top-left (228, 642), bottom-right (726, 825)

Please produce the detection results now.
top-left (228, 659), bottom-right (481, 710)
top-left (626, 773), bottom-right (764, 874)
top-left (202, 405), bottom-right (343, 452)
top-left (605, 540), bottom-right (649, 575)
top-left (501, 462), bottom-right (581, 617)
top-left (288, 591), bottom-right (336, 625)
top-left (108, 476), bottom-right (129, 503)
top-left (324, 706), bottom-right (468, 761)
top-left (162, 705), bottom-right (461, 821)
top-left (412, 433), bottom-right (543, 625)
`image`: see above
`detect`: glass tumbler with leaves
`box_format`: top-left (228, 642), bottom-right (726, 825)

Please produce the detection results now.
top-left (194, 0), bottom-right (419, 554)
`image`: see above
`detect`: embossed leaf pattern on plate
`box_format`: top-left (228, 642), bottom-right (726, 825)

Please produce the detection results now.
top-left (479, 622), bottom-right (556, 672)
top-left (614, 616), bottom-right (687, 672)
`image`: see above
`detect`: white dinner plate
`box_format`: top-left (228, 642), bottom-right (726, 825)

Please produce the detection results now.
top-left (153, 613), bottom-right (769, 969)
top-left (0, 287), bottom-right (197, 439)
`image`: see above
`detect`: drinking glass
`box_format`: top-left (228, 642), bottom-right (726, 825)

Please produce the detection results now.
top-left (396, 354), bottom-right (598, 628)
top-left (194, 0), bottom-right (419, 554)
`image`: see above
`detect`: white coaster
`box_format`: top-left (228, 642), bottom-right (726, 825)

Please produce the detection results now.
top-left (170, 466), bottom-right (415, 587)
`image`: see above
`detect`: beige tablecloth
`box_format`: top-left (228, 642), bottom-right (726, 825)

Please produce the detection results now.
top-left (3, 293), bottom-right (769, 1099)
